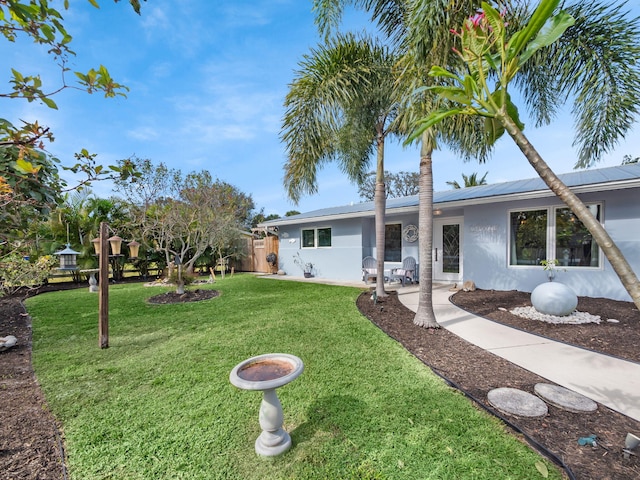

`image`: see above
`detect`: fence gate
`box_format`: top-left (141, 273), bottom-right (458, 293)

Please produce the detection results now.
top-left (252, 235), bottom-right (279, 273)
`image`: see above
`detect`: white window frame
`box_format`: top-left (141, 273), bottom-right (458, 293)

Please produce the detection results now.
top-left (552, 204), bottom-right (602, 269)
top-left (507, 203), bottom-right (603, 270)
top-left (301, 227), bottom-right (332, 248)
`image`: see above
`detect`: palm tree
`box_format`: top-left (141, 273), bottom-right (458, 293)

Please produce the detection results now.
top-left (281, 32), bottom-right (404, 298)
top-left (446, 172), bottom-right (489, 189)
top-left (413, 0), bottom-right (640, 308)
top-left (315, 0), bottom-right (640, 322)
top-left (315, 0), bottom-right (493, 328)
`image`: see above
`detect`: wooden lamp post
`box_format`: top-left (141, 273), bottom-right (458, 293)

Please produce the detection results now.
top-left (99, 222), bottom-right (110, 348)
top-left (95, 223), bottom-right (138, 349)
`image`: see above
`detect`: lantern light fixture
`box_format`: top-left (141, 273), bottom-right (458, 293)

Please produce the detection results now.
top-left (128, 241), bottom-right (140, 259)
top-left (91, 237), bottom-right (101, 255)
top-left (53, 244), bottom-right (81, 270)
top-left (108, 235), bottom-right (123, 256)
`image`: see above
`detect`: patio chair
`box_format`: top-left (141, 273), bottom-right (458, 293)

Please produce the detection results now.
top-left (362, 256), bottom-right (378, 284)
top-left (390, 256), bottom-right (417, 286)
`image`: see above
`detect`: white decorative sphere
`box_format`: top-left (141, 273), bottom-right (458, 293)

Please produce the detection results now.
top-left (531, 282), bottom-right (578, 316)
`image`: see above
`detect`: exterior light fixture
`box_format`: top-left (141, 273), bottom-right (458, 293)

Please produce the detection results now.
top-left (53, 244), bottom-right (81, 270)
top-left (624, 432), bottom-right (640, 459)
top-left (91, 237), bottom-right (101, 255)
top-left (108, 235), bottom-right (123, 256)
top-left (128, 241), bottom-right (140, 259)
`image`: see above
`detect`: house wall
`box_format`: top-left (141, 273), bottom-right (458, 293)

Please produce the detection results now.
top-left (277, 213), bottom-right (422, 282)
top-left (362, 213), bottom-right (421, 277)
top-left (277, 218), bottom-right (365, 281)
top-left (272, 185), bottom-right (639, 301)
top-left (462, 188), bottom-right (640, 301)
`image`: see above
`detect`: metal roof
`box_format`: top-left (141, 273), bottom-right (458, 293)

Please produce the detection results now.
top-left (262, 163), bottom-right (640, 226)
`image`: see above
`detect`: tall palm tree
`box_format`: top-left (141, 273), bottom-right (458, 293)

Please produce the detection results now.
top-left (315, 0), bottom-right (640, 323)
top-left (315, 0), bottom-right (492, 328)
top-left (281, 32), bottom-right (404, 298)
top-left (446, 172), bottom-right (489, 189)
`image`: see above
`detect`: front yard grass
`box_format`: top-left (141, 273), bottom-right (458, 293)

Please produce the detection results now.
top-left (26, 275), bottom-right (561, 479)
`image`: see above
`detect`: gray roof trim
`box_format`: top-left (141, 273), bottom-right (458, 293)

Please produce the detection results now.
top-left (262, 164), bottom-right (640, 227)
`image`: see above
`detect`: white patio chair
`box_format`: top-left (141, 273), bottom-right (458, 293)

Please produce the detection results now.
top-left (362, 256), bottom-right (378, 284)
top-left (390, 256), bottom-right (417, 286)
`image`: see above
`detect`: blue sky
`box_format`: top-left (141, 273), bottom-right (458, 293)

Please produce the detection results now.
top-left (3, 0), bottom-right (639, 216)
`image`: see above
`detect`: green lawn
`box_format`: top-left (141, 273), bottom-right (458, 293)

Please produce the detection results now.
top-left (27, 275), bottom-right (560, 479)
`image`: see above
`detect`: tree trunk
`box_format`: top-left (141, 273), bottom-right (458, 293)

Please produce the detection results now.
top-left (413, 133), bottom-right (439, 328)
top-left (498, 112), bottom-right (640, 310)
top-left (374, 132), bottom-right (387, 298)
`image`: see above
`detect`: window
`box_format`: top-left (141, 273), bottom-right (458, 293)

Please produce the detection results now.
top-left (302, 229), bottom-right (315, 248)
top-left (509, 204), bottom-right (601, 268)
top-left (301, 227), bottom-right (332, 248)
top-left (317, 227), bottom-right (332, 247)
top-left (509, 210), bottom-right (548, 265)
top-left (555, 205), bottom-right (600, 267)
top-left (385, 224), bottom-right (402, 262)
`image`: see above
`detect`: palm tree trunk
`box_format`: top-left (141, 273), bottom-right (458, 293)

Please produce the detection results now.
top-left (413, 131), bottom-right (439, 328)
top-left (498, 111), bottom-right (640, 310)
top-left (374, 132), bottom-right (387, 298)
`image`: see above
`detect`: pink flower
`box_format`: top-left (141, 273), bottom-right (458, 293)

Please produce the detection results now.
top-left (470, 12), bottom-right (485, 27)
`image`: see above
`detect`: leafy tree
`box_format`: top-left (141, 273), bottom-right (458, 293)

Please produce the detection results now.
top-left (0, 1), bottom-right (141, 238)
top-left (358, 170), bottom-right (420, 200)
top-left (412, 0), bottom-right (640, 309)
top-left (114, 157), bottom-right (181, 209)
top-left (446, 172), bottom-right (488, 189)
top-left (251, 210), bottom-right (280, 228)
top-left (116, 161), bottom-right (254, 274)
top-left (622, 155), bottom-right (639, 165)
top-left (0, 148), bottom-right (63, 242)
top-left (285, 210), bottom-right (301, 217)
top-left (282, 32), bottom-right (404, 298)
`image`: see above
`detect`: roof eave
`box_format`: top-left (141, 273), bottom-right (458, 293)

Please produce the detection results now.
top-left (259, 177), bottom-right (640, 227)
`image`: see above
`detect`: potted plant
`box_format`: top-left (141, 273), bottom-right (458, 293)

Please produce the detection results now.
top-left (293, 253), bottom-right (313, 278)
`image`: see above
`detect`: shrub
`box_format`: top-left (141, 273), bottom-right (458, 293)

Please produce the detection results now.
top-left (0, 254), bottom-right (57, 296)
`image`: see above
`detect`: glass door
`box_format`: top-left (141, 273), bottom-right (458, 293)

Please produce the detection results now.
top-left (433, 217), bottom-right (463, 282)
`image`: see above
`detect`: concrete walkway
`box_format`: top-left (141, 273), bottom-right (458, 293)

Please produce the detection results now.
top-left (398, 283), bottom-right (640, 422)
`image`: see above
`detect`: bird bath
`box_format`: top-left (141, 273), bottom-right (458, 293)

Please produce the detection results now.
top-left (229, 353), bottom-right (303, 456)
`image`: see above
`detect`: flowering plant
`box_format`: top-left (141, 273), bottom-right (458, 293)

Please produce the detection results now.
top-left (409, 0), bottom-right (575, 144)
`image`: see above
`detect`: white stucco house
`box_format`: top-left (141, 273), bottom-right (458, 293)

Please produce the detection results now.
top-left (261, 163), bottom-right (640, 301)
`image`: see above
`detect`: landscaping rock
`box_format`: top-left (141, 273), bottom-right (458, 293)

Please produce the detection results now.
top-left (0, 335), bottom-right (17, 351)
top-left (531, 282), bottom-right (578, 316)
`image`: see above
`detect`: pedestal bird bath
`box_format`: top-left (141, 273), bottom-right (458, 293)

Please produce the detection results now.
top-left (229, 353), bottom-right (304, 456)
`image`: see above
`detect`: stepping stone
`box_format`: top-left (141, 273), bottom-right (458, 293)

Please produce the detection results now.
top-left (487, 387), bottom-right (548, 418)
top-left (534, 383), bottom-right (597, 414)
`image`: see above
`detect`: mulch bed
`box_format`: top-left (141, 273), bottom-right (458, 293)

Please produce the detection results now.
top-left (0, 297), bottom-right (66, 480)
top-left (146, 288), bottom-right (220, 304)
top-left (357, 289), bottom-right (640, 480)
